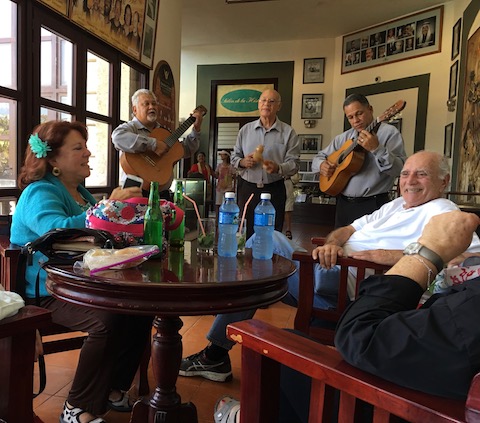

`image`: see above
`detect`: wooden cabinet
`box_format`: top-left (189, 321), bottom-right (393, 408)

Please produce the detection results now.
top-left (293, 202), bottom-right (335, 226)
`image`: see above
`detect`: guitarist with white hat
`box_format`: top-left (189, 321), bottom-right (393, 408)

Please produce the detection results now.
top-left (314, 93), bottom-right (406, 228)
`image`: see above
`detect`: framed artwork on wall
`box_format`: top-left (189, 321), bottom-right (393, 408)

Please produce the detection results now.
top-left (298, 134), bottom-right (322, 153)
top-left (35, 0), bottom-right (159, 67)
top-left (301, 94), bottom-right (323, 119)
top-left (452, 18), bottom-right (462, 60)
top-left (449, 61), bottom-right (459, 100)
top-left (444, 123), bottom-right (453, 157)
top-left (341, 6), bottom-right (443, 74)
top-left (303, 58), bottom-right (325, 83)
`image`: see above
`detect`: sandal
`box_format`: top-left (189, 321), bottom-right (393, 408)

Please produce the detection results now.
top-left (108, 390), bottom-right (133, 412)
top-left (214, 396), bottom-right (240, 423)
top-left (59, 401), bottom-right (106, 423)
top-left (285, 230), bottom-right (292, 239)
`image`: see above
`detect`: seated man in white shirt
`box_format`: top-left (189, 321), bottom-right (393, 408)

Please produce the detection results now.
top-left (285, 150), bottom-right (480, 310)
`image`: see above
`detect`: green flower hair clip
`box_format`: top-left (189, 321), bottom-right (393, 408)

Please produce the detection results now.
top-left (29, 133), bottom-right (52, 159)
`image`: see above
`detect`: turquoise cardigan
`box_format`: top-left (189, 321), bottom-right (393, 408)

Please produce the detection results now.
top-left (10, 173), bottom-right (96, 298)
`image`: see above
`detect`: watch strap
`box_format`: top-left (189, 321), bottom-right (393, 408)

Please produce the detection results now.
top-left (417, 246), bottom-right (444, 273)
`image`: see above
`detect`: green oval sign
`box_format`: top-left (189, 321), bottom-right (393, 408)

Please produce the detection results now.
top-left (220, 89), bottom-right (261, 113)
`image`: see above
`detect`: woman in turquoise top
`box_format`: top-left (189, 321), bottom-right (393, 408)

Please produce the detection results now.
top-left (11, 121), bottom-right (150, 422)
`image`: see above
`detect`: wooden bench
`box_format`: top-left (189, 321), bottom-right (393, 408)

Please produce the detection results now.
top-left (228, 319), bottom-right (480, 423)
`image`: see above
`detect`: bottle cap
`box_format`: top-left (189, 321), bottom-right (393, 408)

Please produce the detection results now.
top-left (225, 192), bottom-right (236, 199)
top-left (260, 193), bottom-right (271, 200)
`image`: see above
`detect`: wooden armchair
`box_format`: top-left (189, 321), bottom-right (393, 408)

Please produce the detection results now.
top-left (227, 319), bottom-right (480, 423)
top-left (0, 235), bottom-right (150, 396)
top-left (292, 237), bottom-right (390, 345)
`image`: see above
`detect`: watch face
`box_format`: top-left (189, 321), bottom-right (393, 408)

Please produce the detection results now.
top-left (404, 242), bottom-right (421, 254)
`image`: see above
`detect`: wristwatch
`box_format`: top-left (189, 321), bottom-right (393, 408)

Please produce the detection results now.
top-left (403, 242), bottom-right (444, 273)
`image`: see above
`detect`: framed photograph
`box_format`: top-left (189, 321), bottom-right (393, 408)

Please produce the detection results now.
top-left (449, 61), bottom-right (459, 100)
top-left (298, 134), bottom-right (322, 153)
top-left (303, 58), bottom-right (325, 83)
top-left (301, 94), bottom-right (323, 119)
top-left (444, 123), bottom-right (453, 157)
top-left (452, 18), bottom-right (462, 60)
top-left (389, 118), bottom-right (402, 133)
top-left (341, 6), bottom-right (443, 74)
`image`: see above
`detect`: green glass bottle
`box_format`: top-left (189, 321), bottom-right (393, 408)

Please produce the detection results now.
top-left (169, 180), bottom-right (185, 250)
top-left (168, 249), bottom-right (184, 280)
top-left (144, 181), bottom-right (163, 258)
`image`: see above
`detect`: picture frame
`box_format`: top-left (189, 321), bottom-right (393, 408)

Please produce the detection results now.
top-left (449, 60), bottom-right (459, 100)
top-left (389, 118), bottom-right (403, 133)
top-left (444, 123), bottom-right (453, 158)
top-left (341, 6), bottom-right (443, 74)
top-left (298, 134), bottom-right (322, 153)
top-left (36, 0), bottom-right (159, 68)
top-left (301, 94), bottom-right (323, 119)
top-left (303, 58), bottom-right (325, 83)
top-left (452, 18), bottom-right (462, 60)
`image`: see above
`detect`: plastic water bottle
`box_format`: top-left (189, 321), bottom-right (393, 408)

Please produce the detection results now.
top-left (252, 193), bottom-right (276, 260)
top-left (217, 192), bottom-right (240, 257)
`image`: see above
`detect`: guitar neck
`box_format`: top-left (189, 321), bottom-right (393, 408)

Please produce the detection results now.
top-left (363, 118), bottom-right (382, 137)
top-left (164, 115), bottom-right (197, 148)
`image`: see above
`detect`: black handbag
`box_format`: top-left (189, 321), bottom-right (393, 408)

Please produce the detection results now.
top-left (17, 228), bottom-right (120, 398)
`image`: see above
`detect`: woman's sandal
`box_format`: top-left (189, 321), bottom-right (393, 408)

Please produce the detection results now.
top-left (107, 390), bottom-right (133, 412)
top-left (285, 230), bottom-right (293, 239)
top-left (59, 401), bottom-right (106, 423)
top-left (214, 396), bottom-right (240, 423)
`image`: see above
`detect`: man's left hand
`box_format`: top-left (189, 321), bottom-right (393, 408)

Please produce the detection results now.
top-left (357, 130), bottom-right (379, 152)
top-left (192, 110), bottom-right (203, 132)
top-left (349, 249), bottom-right (402, 266)
top-left (263, 160), bottom-right (279, 174)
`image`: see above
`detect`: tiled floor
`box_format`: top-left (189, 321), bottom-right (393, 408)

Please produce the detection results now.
top-left (33, 221), bottom-right (332, 423)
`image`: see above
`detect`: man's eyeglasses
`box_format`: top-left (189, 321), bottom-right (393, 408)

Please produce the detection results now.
top-left (258, 99), bottom-right (280, 104)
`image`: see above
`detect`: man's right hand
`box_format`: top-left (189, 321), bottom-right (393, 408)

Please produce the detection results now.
top-left (320, 160), bottom-right (337, 178)
top-left (155, 140), bottom-right (169, 157)
top-left (312, 244), bottom-right (344, 269)
top-left (418, 211), bottom-right (480, 264)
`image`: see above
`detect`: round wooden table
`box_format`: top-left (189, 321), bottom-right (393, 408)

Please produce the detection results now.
top-left (45, 249), bottom-right (296, 423)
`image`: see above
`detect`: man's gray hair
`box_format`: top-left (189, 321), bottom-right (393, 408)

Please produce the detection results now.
top-left (437, 154), bottom-right (450, 179)
top-left (131, 89), bottom-right (157, 107)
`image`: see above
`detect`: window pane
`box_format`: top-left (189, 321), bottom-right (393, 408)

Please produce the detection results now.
top-left (87, 52), bottom-right (110, 116)
top-left (120, 63), bottom-right (143, 121)
top-left (85, 119), bottom-right (109, 187)
top-left (41, 28), bottom-right (73, 106)
top-left (40, 107), bottom-right (72, 123)
top-left (0, 1), bottom-right (16, 89)
top-left (0, 98), bottom-right (17, 188)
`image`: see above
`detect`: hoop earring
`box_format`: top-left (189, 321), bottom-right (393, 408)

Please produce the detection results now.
top-left (52, 167), bottom-right (61, 177)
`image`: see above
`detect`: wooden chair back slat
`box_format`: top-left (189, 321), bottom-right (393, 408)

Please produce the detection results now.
top-left (228, 319), bottom-right (472, 423)
top-left (292, 238), bottom-right (390, 345)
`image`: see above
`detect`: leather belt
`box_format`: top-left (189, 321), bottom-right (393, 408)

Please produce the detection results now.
top-left (242, 179), bottom-right (284, 189)
top-left (340, 193), bottom-right (389, 203)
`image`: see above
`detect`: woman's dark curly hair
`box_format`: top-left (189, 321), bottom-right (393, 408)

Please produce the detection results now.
top-left (18, 121), bottom-right (88, 190)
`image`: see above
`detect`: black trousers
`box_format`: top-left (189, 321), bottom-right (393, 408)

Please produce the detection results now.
top-left (335, 193), bottom-right (390, 228)
top-left (237, 178), bottom-right (286, 240)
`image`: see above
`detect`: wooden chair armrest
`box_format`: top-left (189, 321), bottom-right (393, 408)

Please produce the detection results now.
top-left (228, 319), bottom-right (469, 423)
top-left (311, 237), bottom-right (326, 246)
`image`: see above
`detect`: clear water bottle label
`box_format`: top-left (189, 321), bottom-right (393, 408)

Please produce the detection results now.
top-left (219, 211), bottom-right (239, 225)
top-left (254, 213), bottom-right (275, 226)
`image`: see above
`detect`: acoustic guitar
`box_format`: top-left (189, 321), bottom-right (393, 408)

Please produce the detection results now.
top-left (319, 100), bottom-right (406, 196)
top-left (120, 105), bottom-right (208, 191)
